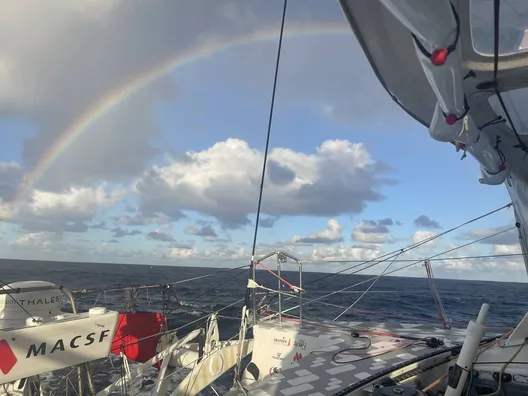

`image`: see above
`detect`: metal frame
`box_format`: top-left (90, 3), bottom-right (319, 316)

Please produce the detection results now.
top-left (250, 251), bottom-right (303, 326)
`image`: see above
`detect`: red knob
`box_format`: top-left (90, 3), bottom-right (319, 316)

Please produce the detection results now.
top-left (445, 114), bottom-right (457, 125)
top-left (431, 48), bottom-right (448, 66)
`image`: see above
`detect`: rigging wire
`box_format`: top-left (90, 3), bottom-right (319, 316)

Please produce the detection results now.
top-left (245, 0), bottom-right (288, 306)
top-left (263, 226), bottom-right (516, 319)
top-left (302, 203), bottom-right (512, 287)
top-left (317, 252), bottom-right (526, 263)
top-left (235, 1), bottom-right (288, 387)
top-left (332, 253), bottom-right (400, 321)
top-left (72, 264), bottom-right (248, 295)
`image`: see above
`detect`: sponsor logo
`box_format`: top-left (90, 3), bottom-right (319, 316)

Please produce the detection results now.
top-left (26, 330), bottom-right (110, 359)
top-left (273, 336), bottom-right (291, 347)
top-left (269, 366), bottom-right (281, 375)
top-left (6, 295), bottom-right (61, 306)
top-left (272, 352), bottom-right (284, 361)
top-left (0, 339), bottom-right (17, 375)
top-left (293, 352), bottom-right (303, 362)
top-left (293, 339), bottom-right (307, 350)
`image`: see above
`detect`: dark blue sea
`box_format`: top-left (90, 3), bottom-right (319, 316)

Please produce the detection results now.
top-left (2, 259), bottom-right (527, 395)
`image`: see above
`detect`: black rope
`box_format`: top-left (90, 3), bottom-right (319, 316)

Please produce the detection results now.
top-left (485, 135), bottom-right (507, 175)
top-left (463, 70), bottom-right (476, 80)
top-left (493, 0), bottom-right (500, 83)
top-left (478, 116), bottom-right (506, 130)
top-left (491, 0), bottom-right (528, 154)
top-left (245, 0), bottom-right (288, 307)
top-left (411, 3), bottom-right (460, 63)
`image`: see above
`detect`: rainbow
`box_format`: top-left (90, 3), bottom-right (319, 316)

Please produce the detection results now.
top-left (17, 22), bottom-right (352, 202)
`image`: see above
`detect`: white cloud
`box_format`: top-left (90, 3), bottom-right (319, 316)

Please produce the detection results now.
top-left (135, 138), bottom-right (393, 228)
top-left (27, 184), bottom-right (123, 219)
top-left (8, 231), bottom-right (85, 257)
top-left (413, 230), bottom-right (436, 244)
top-left (293, 219), bottom-right (343, 244)
top-left (411, 230), bottom-right (439, 256)
top-left (462, 226), bottom-right (519, 245)
top-left (9, 232), bottom-right (55, 250)
top-left (352, 220), bottom-right (392, 244)
top-left (0, 0), bottom-right (285, 192)
top-left (493, 244), bottom-right (522, 255)
top-left (0, 183), bottom-right (124, 233)
top-left (308, 245), bottom-right (382, 262)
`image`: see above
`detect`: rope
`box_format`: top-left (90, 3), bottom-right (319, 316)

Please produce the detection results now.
top-left (254, 260), bottom-right (298, 291)
top-left (424, 259), bottom-right (449, 327)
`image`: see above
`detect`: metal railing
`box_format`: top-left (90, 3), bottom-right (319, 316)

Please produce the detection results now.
top-left (251, 251), bottom-right (304, 325)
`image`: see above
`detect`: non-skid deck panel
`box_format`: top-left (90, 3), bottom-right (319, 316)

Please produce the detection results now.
top-left (226, 320), bottom-right (503, 396)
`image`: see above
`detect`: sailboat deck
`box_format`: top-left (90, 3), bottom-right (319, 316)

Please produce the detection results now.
top-left (227, 319), bottom-right (504, 396)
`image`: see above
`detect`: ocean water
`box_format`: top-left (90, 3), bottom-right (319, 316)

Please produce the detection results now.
top-left (2, 259), bottom-right (527, 395)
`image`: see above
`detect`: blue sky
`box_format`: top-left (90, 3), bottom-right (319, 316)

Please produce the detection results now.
top-left (0, 0), bottom-right (523, 282)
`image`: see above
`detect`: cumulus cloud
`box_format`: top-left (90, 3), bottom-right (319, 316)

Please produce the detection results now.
top-left (146, 230), bottom-right (175, 242)
top-left (26, 185), bottom-right (123, 220)
top-left (352, 219), bottom-right (394, 244)
top-left (413, 215), bottom-right (441, 229)
top-left (0, 0), bottom-right (405, 195)
top-left (491, 244), bottom-right (525, 271)
top-left (112, 227), bottom-right (142, 238)
top-left (184, 223), bottom-right (218, 239)
top-left (260, 216), bottom-right (278, 228)
top-left (293, 219), bottom-right (343, 244)
top-left (307, 244), bottom-right (382, 262)
top-left (462, 225), bottom-right (519, 245)
top-left (0, 1), bottom-right (401, 236)
top-left (1, 0), bottom-right (310, 192)
top-left (8, 231), bottom-right (84, 257)
top-left (1, 183), bottom-right (124, 233)
top-left (410, 230), bottom-right (438, 255)
top-left (134, 138), bottom-right (393, 228)
top-left (413, 230), bottom-right (436, 244)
